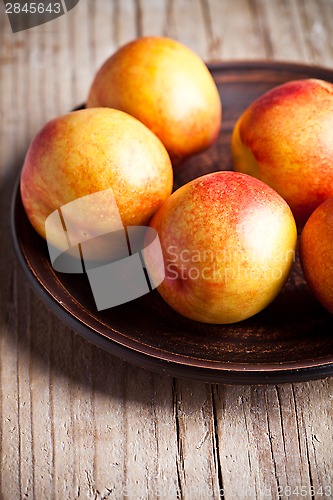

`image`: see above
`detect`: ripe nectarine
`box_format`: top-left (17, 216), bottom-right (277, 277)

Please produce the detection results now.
top-left (300, 197), bottom-right (333, 314)
top-left (87, 37), bottom-right (222, 164)
top-left (232, 79), bottom-right (333, 227)
top-left (147, 171), bottom-right (297, 324)
top-left (21, 108), bottom-right (173, 252)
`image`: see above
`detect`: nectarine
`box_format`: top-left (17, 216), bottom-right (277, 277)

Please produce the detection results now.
top-left (232, 79), bottom-right (333, 227)
top-left (20, 108), bottom-right (173, 252)
top-left (87, 36), bottom-right (222, 164)
top-left (300, 197), bottom-right (333, 314)
top-left (147, 171), bottom-right (297, 324)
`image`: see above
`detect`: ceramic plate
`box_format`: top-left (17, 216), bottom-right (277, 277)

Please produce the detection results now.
top-left (12, 61), bottom-right (333, 384)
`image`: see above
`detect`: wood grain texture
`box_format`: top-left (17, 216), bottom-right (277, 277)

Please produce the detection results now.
top-left (0, 1), bottom-right (333, 499)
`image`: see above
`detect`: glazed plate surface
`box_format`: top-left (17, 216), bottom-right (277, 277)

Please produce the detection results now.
top-left (12, 61), bottom-right (333, 384)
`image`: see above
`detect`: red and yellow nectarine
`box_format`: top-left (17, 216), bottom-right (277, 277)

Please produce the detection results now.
top-left (21, 107), bottom-right (173, 250)
top-left (300, 197), bottom-right (333, 314)
top-left (87, 36), bottom-right (222, 164)
top-left (147, 171), bottom-right (297, 324)
top-left (232, 79), bottom-right (333, 227)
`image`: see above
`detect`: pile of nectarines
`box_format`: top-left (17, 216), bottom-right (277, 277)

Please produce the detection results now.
top-left (20, 36), bottom-right (333, 325)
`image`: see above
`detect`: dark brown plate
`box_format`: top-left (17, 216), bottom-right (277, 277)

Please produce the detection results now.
top-left (12, 61), bottom-right (333, 384)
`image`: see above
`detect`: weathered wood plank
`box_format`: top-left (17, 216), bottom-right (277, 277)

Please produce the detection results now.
top-left (292, 379), bottom-right (333, 497)
top-left (168, 0), bottom-right (207, 57)
top-left (139, 0), bottom-right (168, 38)
top-left (206, 0), bottom-right (268, 60)
top-left (172, 380), bottom-right (221, 498)
top-left (114, 0), bottom-right (138, 47)
top-left (49, 319), bottom-right (76, 500)
top-left (254, 0), bottom-right (309, 61)
top-left (295, 0), bottom-right (333, 66)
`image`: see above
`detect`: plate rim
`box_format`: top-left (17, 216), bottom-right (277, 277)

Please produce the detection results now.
top-left (12, 60), bottom-right (333, 384)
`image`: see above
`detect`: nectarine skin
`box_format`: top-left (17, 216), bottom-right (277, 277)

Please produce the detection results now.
top-left (232, 79), bottom-right (333, 227)
top-left (300, 197), bottom-right (333, 314)
top-left (148, 172), bottom-right (297, 324)
top-left (87, 37), bottom-right (222, 164)
top-left (21, 108), bottom-right (173, 250)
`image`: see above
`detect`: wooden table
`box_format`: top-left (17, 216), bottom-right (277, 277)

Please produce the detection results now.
top-left (1, 1), bottom-right (333, 498)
